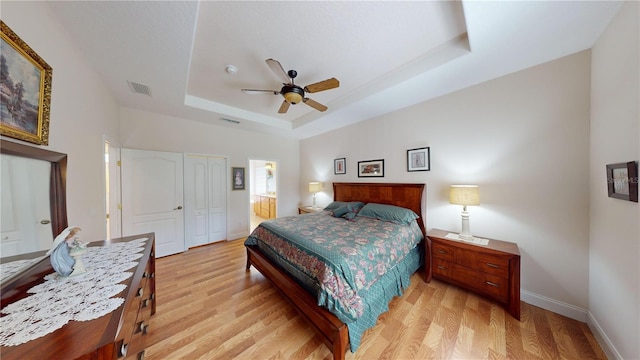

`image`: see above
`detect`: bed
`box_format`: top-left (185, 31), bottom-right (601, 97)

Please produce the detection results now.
top-left (244, 182), bottom-right (432, 360)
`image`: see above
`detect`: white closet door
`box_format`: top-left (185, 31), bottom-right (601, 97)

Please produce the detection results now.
top-left (121, 149), bottom-right (185, 257)
top-left (207, 158), bottom-right (226, 242)
top-left (184, 155), bottom-right (226, 248)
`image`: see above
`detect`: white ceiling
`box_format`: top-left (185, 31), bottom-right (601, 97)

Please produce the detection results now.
top-left (46, 1), bottom-right (623, 139)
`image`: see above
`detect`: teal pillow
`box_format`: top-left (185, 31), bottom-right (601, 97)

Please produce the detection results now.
top-left (324, 201), bottom-right (365, 211)
top-left (357, 203), bottom-right (419, 224)
top-left (332, 204), bottom-right (351, 218)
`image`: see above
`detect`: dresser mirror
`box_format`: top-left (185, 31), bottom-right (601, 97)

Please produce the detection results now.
top-left (0, 139), bottom-right (68, 286)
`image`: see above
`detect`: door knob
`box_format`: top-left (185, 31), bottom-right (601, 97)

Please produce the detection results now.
top-left (174, 206), bottom-right (183, 210)
top-left (40, 219), bottom-right (51, 225)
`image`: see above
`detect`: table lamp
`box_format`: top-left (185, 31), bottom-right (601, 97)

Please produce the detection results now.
top-left (309, 182), bottom-right (322, 208)
top-left (449, 185), bottom-right (480, 240)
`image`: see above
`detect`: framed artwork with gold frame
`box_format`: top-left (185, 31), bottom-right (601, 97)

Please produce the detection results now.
top-left (1, 21), bottom-right (52, 145)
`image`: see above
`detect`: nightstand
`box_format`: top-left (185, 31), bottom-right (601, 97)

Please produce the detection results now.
top-left (427, 228), bottom-right (521, 320)
top-left (298, 206), bottom-right (322, 214)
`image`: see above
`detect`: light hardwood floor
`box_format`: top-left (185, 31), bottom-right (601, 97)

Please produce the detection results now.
top-left (144, 238), bottom-right (607, 360)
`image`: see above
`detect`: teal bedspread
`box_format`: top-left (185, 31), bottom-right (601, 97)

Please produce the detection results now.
top-left (244, 211), bottom-right (423, 351)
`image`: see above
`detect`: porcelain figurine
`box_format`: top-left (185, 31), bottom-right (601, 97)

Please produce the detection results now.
top-left (47, 226), bottom-right (84, 277)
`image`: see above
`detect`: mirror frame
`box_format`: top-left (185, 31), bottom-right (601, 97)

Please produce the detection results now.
top-left (0, 139), bottom-right (68, 258)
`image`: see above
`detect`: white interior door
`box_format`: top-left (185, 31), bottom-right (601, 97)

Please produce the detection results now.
top-left (0, 155), bottom-right (52, 256)
top-left (207, 157), bottom-right (227, 242)
top-left (121, 149), bottom-right (185, 257)
top-left (184, 155), bottom-right (226, 248)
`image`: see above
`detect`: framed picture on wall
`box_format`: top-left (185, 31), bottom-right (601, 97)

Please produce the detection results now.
top-left (407, 147), bottom-right (430, 172)
top-left (334, 158), bottom-right (346, 175)
top-left (232, 167), bottom-right (245, 190)
top-left (357, 159), bottom-right (384, 177)
top-left (0, 21), bottom-right (53, 145)
top-left (606, 161), bottom-right (638, 202)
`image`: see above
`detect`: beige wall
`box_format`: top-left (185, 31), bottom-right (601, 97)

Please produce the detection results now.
top-left (118, 108), bottom-right (300, 239)
top-left (589, 2), bottom-right (639, 359)
top-left (301, 51), bottom-right (592, 316)
top-left (2, 2), bottom-right (120, 241)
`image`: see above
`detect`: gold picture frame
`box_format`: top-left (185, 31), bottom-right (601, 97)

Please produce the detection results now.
top-left (1, 21), bottom-right (52, 145)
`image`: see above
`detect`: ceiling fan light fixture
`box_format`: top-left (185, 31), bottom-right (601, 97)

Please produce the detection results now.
top-left (282, 85), bottom-right (304, 104)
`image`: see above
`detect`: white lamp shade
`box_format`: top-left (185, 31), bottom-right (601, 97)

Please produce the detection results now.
top-left (308, 182), bottom-right (322, 193)
top-left (449, 185), bottom-right (480, 206)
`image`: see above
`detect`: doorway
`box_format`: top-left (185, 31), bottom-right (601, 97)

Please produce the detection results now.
top-left (249, 159), bottom-right (277, 232)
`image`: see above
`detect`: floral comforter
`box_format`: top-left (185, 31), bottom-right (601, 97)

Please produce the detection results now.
top-left (244, 210), bottom-right (423, 322)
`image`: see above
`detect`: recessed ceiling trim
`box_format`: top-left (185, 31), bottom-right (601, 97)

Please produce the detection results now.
top-left (184, 95), bottom-right (292, 130)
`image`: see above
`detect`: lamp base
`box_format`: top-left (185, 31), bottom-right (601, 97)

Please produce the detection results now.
top-left (459, 209), bottom-right (473, 240)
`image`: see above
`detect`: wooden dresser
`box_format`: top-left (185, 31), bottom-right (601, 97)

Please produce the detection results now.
top-left (0, 233), bottom-right (156, 360)
top-left (427, 229), bottom-right (521, 320)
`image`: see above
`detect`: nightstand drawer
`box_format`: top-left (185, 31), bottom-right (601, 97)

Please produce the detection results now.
top-left (476, 254), bottom-right (510, 278)
top-left (432, 243), bottom-right (454, 261)
top-left (454, 265), bottom-right (508, 302)
top-left (432, 258), bottom-right (453, 277)
top-left (474, 272), bottom-right (509, 302)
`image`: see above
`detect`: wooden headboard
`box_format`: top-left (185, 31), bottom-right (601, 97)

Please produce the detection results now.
top-left (333, 182), bottom-right (426, 236)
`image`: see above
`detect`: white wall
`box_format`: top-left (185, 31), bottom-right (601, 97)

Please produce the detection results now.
top-left (589, 2), bottom-right (639, 359)
top-left (2, 2), bottom-right (120, 241)
top-left (118, 108), bottom-right (299, 239)
top-left (301, 51), bottom-right (592, 316)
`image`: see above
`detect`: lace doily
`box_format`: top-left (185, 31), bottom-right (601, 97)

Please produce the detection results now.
top-left (0, 237), bottom-right (148, 347)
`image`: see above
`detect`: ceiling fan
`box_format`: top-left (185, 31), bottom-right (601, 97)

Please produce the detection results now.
top-left (241, 58), bottom-right (339, 114)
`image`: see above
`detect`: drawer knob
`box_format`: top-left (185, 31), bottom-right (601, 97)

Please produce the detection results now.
top-left (486, 281), bottom-right (500, 287)
top-left (437, 265), bottom-right (446, 270)
top-left (142, 299), bottom-right (149, 308)
top-left (120, 343), bottom-right (128, 357)
top-left (137, 287), bottom-right (144, 297)
top-left (486, 263), bottom-right (500, 268)
top-left (140, 322), bottom-right (149, 334)
top-left (437, 250), bottom-right (448, 254)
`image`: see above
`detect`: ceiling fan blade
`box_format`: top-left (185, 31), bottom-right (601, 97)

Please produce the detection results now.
top-left (278, 100), bottom-right (290, 114)
top-left (303, 98), bottom-right (328, 112)
top-left (241, 89), bottom-right (280, 95)
top-left (266, 58), bottom-right (291, 84)
top-left (304, 78), bottom-right (339, 93)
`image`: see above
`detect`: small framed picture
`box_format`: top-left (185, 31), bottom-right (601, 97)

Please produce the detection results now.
top-left (606, 161), bottom-right (638, 202)
top-left (232, 167), bottom-right (245, 190)
top-left (407, 147), bottom-right (430, 172)
top-left (334, 158), bottom-right (346, 175)
top-left (357, 159), bottom-right (384, 177)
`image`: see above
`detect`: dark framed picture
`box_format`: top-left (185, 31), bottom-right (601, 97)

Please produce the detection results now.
top-left (232, 167), bottom-right (245, 190)
top-left (407, 147), bottom-right (430, 172)
top-left (334, 158), bottom-right (346, 175)
top-left (606, 161), bottom-right (638, 202)
top-left (357, 159), bottom-right (384, 177)
top-left (0, 21), bottom-right (52, 145)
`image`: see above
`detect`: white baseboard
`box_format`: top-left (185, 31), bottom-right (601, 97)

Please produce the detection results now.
top-left (521, 289), bottom-right (621, 359)
top-left (227, 231), bottom-right (249, 241)
top-left (521, 289), bottom-right (588, 321)
top-left (587, 311), bottom-right (623, 360)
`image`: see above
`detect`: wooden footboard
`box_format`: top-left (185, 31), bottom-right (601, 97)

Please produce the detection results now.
top-left (246, 245), bottom-right (349, 360)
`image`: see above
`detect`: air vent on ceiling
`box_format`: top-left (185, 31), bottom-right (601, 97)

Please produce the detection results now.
top-left (127, 80), bottom-right (152, 96)
top-left (220, 117), bottom-right (240, 124)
